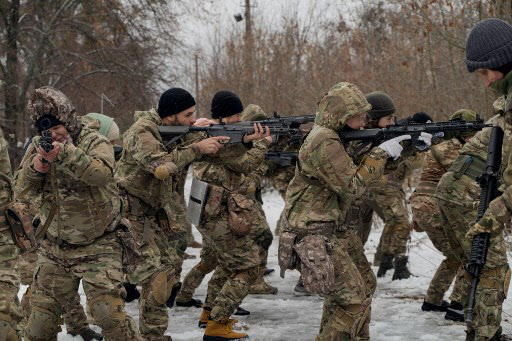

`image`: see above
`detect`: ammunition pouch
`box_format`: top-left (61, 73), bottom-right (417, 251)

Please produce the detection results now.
top-left (226, 192), bottom-right (253, 236)
top-left (278, 231), bottom-right (299, 278)
top-left (449, 155), bottom-right (486, 181)
top-left (293, 234), bottom-right (335, 295)
top-left (187, 177), bottom-right (210, 226)
top-left (4, 202), bottom-right (37, 253)
top-left (116, 218), bottom-right (142, 274)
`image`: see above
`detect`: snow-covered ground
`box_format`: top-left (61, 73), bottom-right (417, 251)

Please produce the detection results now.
top-left (22, 184), bottom-right (512, 340)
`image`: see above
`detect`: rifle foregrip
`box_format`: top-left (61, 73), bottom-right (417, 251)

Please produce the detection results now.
top-left (469, 234), bottom-right (489, 268)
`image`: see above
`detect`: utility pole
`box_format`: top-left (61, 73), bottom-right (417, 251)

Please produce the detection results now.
top-left (194, 52), bottom-right (199, 112)
top-left (243, 0), bottom-right (254, 99)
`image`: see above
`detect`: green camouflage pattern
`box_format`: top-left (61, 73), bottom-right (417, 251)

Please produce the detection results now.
top-left (17, 118), bottom-right (120, 245)
top-left (436, 92), bottom-right (512, 340)
top-left (192, 130), bottom-right (270, 321)
top-left (241, 104), bottom-right (268, 122)
top-left (283, 82), bottom-right (388, 340)
top-left (411, 138), bottom-right (466, 305)
top-left (0, 127), bottom-right (22, 338)
top-left (285, 82), bottom-right (388, 232)
top-left (26, 87), bottom-right (80, 139)
top-left (177, 240), bottom-right (218, 304)
top-left (26, 237), bottom-right (141, 341)
top-left (115, 108), bottom-right (200, 209)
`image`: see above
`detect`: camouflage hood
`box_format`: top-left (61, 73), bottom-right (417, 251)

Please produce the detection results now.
top-left (314, 82), bottom-right (371, 131)
top-left (134, 107), bottom-right (162, 125)
top-left (241, 104), bottom-right (268, 122)
top-left (27, 86), bottom-right (80, 137)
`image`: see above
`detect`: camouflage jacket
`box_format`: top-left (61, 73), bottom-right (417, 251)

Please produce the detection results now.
top-left (463, 73), bottom-right (512, 230)
top-left (0, 128), bottom-right (12, 209)
top-left (417, 138), bottom-right (463, 195)
top-left (193, 139), bottom-right (270, 194)
top-left (16, 117), bottom-right (120, 245)
top-left (115, 108), bottom-right (200, 209)
top-left (285, 82), bottom-right (388, 232)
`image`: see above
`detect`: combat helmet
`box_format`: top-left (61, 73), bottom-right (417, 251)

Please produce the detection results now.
top-left (450, 109), bottom-right (478, 137)
top-left (241, 104), bottom-right (268, 122)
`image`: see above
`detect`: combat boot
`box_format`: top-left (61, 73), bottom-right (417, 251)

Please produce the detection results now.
top-left (166, 282), bottom-right (182, 308)
top-left (203, 318), bottom-right (249, 341)
top-left (69, 328), bottom-right (103, 341)
top-left (263, 268), bottom-right (275, 276)
top-left (444, 301), bottom-right (464, 322)
top-left (176, 297), bottom-right (203, 308)
top-left (421, 300), bottom-right (449, 312)
top-left (377, 254), bottom-right (394, 278)
top-left (392, 256), bottom-right (411, 280)
top-left (123, 282), bottom-right (140, 303)
top-left (249, 276), bottom-right (278, 295)
top-left (234, 307), bottom-right (250, 316)
top-left (199, 306), bottom-right (212, 328)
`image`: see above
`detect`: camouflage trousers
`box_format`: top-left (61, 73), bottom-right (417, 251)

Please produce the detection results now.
top-left (317, 234), bottom-right (372, 341)
top-left (125, 205), bottom-right (178, 339)
top-left (177, 239), bottom-right (218, 303)
top-left (197, 208), bottom-right (264, 321)
top-left (410, 193), bottom-right (464, 305)
top-left (372, 185), bottom-right (412, 258)
top-left (348, 194), bottom-right (383, 246)
top-left (0, 221), bottom-right (22, 340)
top-left (25, 236), bottom-right (142, 341)
top-left (437, 173), bottom-right (510, 341)
top-left (18, 250), bottom-right (90, 335)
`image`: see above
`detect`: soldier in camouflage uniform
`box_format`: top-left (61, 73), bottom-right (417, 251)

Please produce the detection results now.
top-left (437, 18), bottom-right (512, 341)
top-left (280, 82), bottom-right (430, 340)
top-left (411, 110), bottom-right (478, 320)
top-left (115, 87), bottom-right (228, 340)
top-left (0, 128), bottom-right (23, 341)
top-left (17, 113), bottom-right (120, 341)
top-left (16, 86), bottom-right (142, 341)
top-left (193, 92), bottom-right (272, 341)
top-left (177, 104), bottom-right (278, 313)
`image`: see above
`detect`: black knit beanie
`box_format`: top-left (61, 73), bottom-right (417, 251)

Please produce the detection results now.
top-left (410, 112), bottom-right (433, 123)
top-left (465, 18), bottom-right (512, 73)
top-left (211, 91), bottom-right (243, 119)
top-left (157, 88), bottom-right (196, 118)
top-left (35, 114), bottom-right (63, 133)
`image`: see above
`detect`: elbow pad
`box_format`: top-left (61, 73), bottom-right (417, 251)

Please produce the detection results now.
top-left (357, 154), bottom-right (386, 183)
top-left (154, 162), bottom-right (178, 180)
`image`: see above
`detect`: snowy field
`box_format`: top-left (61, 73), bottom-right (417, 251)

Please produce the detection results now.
top-left (21, 183), bottom-right (512, 340)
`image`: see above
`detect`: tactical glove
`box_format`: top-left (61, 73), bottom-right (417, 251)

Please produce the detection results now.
top-left (377, 135), bottom-right (411, 160)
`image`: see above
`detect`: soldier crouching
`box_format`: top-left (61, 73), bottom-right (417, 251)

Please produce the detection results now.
top-left (16, 87), bottom-right (142, 341)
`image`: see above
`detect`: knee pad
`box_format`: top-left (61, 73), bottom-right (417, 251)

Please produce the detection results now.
top-left (0, 314), bottom-right (19, 341)
top-left (25, 307), bottom-right (60, 341)
top-left (88, 295), bottom-right (126, 333)
top-left (150, 268), bottom-right (177, 305)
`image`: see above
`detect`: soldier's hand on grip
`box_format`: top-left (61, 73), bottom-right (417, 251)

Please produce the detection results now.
top-left (36, 143), bottom-right (60, 163)
top-left (377, 135), bottom-right (411, 160)
top-left (33, 154), bottom-right (50, 173)
top-left (418, 132), bottom-right (433, 148)
top-left (466, 215), bottom-right (502, 239)
top-left (242, 123), bottom-right (270, 143)
top-left (194, 136), bottom-right (230, 155)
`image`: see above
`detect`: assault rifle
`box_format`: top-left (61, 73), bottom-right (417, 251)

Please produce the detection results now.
top-left (158, 114), bottom-right (314, 146)
top-left (466, 126), bottom-right (504, 326)
top-left (339, 117), bottom-right (490, 150)
top-left (39, 118), bottom-right (54, 164)
top-left (265, 150), bottom-right (299, 167)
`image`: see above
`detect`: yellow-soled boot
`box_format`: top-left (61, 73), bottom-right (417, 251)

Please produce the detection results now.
top-left (203, 318), bottom-right (248, 340)
top-left (198, 307), bottom-right (211, 328)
